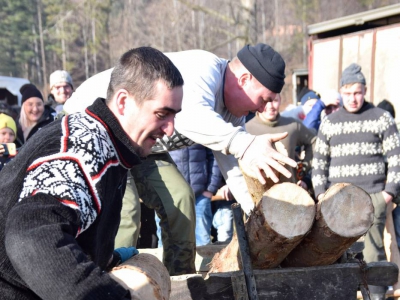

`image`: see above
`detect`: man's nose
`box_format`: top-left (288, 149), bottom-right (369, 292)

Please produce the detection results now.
top-left (258, 102), bottom-right (267, 113)
top-left (162, 119), bottom-right (175, 137)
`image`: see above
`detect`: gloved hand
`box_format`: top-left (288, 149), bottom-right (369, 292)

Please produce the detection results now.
top-left (113, 246), bottom-right (139, 264)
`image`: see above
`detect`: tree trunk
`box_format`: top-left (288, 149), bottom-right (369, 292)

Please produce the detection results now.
top-left (92, 17), bottom-right (97, 75)
top-left (208, 182), bottom-right (315, 273)
top-left (282, 183), bottom-right (374, 268)
top-left (37, 0), bottom-right (47, 95)
top-left (110, 253), bottom-right (171, 300)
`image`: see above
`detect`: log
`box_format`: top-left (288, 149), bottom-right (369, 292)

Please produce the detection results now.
top-left (282, 183), bottom-right (374, 268)
top-left (207, 182), bottom-right (315, 273)
top-left (384, 202), bottom-right (400, 298)
top-left (109, 253), bottom-right (171, 300)
top-left (238, 141), bottom-right (288, 205)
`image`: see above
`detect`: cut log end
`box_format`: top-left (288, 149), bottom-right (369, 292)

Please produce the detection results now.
top-left (320, 183), bottom-right (374, 237)
top-left (110, 253), bottom-right (171, 300)
top-left (261, 182), bottom-right (316, 238)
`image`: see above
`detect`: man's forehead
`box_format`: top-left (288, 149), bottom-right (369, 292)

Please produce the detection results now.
top-left (53, 83), bottom-right (70, 87)
top-left (341, 83), bottom-right (364, 91)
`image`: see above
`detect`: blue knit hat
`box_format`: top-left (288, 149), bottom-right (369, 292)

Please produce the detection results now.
top-left (300, 90), bottom-right (320, 106)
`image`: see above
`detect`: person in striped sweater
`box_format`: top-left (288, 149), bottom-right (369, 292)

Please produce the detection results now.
top-left (312, 63), bottom-right (400, 300)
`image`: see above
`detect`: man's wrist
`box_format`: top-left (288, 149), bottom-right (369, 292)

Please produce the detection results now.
top-left (202, 191), bottom-right (213, 198)
top-left (106, 251), bottom-right (122, 271)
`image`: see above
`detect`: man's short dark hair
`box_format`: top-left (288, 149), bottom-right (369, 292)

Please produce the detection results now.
top-left (107, 47), bottom-right (184, 104)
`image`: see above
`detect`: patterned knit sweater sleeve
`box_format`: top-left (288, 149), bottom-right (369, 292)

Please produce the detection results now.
top-left (382, 112), bottom-right (400, 196)
top-left (311, 118), bottom-right (331, 197)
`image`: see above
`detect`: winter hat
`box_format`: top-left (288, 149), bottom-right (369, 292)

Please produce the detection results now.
top-left (50, 70), bottom-right (73, 89)
top-left (20, 83), bottom-right (43, 104)
top-left (237, 43), bottom-right (286, 93)
top-left (325, 89), bottom-right (343, 107)
top-left (377, 99), bottom-right (395, 119)
top-left (0, 113), bottom-right (17, 136)
top-left (340, 63), bottom-right (366, 87)
top-left (300, 90), bottom-right (320, 106)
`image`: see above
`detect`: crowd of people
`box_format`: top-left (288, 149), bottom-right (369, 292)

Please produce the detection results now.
top-left (0, 43), bottom-right (398, 300)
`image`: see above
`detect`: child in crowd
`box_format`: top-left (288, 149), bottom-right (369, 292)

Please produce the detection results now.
top-left (0, 113), bottom-right (17, 171)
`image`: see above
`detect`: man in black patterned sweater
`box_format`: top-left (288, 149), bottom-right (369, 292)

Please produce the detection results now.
top-left (0, 47), bottom-right (183, 300)
top-left (312, 63), bottom-right (400, 300)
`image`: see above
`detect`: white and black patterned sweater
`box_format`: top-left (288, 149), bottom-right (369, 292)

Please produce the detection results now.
top-left (0, 98), bottom-right (140, 300)
top-left (312, 102), bottom-right (400, 198)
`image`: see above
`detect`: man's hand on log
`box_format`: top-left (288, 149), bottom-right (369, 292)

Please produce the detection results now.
top-left (215, 185), bottom-right (233, 201)
top-left (297, 180), bottom-right (308, 190)
top-left (240, 132), bottom-right (297, 185)
top-left (382, 191), bottom-right (393, 204)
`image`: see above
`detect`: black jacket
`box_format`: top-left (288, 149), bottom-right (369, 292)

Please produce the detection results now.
top-left (0, 98), bottom-right (140, 300)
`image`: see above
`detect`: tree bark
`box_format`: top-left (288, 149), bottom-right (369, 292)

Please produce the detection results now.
top-left (37, 0), bottom-right (47, 95)
top-left (281, 183), bottom-right (374, 267)
top-left (208, 182), bottom-right (315, 273)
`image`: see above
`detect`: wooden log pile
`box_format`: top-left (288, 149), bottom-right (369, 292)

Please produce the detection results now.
top-left (282, 183), bottom-right (374, 267)
top-left (208, 158), bottom-right (375, 275)
top-left (208, 182), bottom-right (316, 273)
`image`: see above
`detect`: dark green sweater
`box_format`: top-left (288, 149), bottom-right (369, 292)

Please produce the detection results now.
top-left (246, 113), bottom-right (316, 183)
top-left (0, 98), bottom-right (140, 299)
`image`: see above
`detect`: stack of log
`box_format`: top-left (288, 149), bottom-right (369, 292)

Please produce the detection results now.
top-left (108, 143), bottom-right (377, 299)
top-left (208, 153), bottom-right (375, 274)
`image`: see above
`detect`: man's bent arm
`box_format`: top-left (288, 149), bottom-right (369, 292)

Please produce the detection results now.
top-left (213, 150), bottom-right (255, 215)
top-left (5, 194), bottom-right (129, 300)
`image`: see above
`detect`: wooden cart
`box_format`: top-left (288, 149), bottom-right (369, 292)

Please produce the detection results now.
top-left (170, 203), bottom-right (399, 300)
top-left (140, 203), bottom-right (399, 299)
top-left (170, 261), bottom-right (398, 299)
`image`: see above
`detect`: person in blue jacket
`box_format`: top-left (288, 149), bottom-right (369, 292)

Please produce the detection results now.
top-left (160, 144), bottom-right (224, 246)
top-left (303, 89), bottom-right (342, 133)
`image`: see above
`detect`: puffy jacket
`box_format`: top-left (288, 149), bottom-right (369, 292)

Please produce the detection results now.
top-left (170, 144), bottom-right (223, 197)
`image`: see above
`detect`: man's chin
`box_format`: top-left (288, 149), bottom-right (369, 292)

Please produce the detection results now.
top-left (135, 148), bottom-right (149, 158)
top-left (56, 98), bottom-right (68, 104)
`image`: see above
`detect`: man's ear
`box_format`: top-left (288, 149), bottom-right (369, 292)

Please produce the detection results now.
top-left (238, 72), bottom-right (251, 89)
top-left (113, 89), bottom-right (129, 116)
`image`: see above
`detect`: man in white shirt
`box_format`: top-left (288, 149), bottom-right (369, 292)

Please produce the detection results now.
top-left (64, 43), bottom-right (296, 275)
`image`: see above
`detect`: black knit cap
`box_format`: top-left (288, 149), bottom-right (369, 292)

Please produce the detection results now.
top-left (237, 43), bottom-right (286, 93)
top-left (20, 83), bottom-right (43, 104)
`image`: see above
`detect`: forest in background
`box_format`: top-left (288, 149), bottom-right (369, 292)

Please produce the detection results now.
top-left (0, 0), bottom-right (399, 105)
